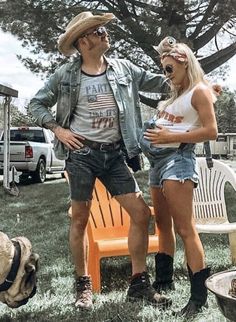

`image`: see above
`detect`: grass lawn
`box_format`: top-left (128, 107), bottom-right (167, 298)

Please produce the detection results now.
top-left (0, 172), bottom-right (235, 322)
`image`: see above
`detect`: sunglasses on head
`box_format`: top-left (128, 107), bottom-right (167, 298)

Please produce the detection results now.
top-left (163, 65), bottom-right (173, 75)
top-left (82, 26), bottom-right (107, 38)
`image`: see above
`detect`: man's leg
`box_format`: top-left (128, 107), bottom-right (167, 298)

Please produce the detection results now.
top-left (70, 199), bottom-right (93, 309)
top-left (99, 150), bottom-right (171, 306)
top-left (70, 200), bottom-right (91, 276)
top-left (115, 192), bottom-right (149, 273)
top-left (115, 192), bottom-right (172, 307)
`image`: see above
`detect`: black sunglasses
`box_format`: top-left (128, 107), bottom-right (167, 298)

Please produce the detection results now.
top-left (163, 65), bottom-right (173, 75)
top-left (82, 26), bottom-right (107, 38)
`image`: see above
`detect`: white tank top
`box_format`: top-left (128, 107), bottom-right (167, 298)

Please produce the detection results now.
top-left (154, 83), bottom-right (205, 148)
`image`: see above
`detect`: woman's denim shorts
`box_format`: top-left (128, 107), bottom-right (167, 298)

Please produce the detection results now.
top-left (140, 138), bottom-right (198, 188)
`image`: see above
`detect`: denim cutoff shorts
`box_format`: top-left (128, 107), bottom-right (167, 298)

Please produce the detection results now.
top-left (65, 146), bottom-right (140, 201)
top-left (140, 137), bottom-right (198, 188)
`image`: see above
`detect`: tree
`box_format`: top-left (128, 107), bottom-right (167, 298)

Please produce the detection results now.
top-left (0, 0), bottom-right (235, 78)
top-left (215, 88), bottom-right (236, 133)
top-left (11, 104), bottom-right (36, 126)
top-left (0, 100), bottom-right (36, 127)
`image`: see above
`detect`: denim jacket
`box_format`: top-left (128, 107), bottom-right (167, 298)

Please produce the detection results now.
top-left (29, 55), bottom-right (168, 160)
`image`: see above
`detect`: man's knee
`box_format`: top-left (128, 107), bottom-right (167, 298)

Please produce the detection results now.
top-left (71, 201), bottom-right (91, 230)
top-left (71, 216), bottom-right (89, 232)
top-left (130, 203), bottom-right (151, 226)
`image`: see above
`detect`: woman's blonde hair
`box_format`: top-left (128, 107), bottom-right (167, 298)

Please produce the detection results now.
top-left (157, 40), bottom-right (215, 110)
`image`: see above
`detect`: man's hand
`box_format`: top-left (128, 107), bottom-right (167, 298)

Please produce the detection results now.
top-left (54, 127), bottom-right (85, 150)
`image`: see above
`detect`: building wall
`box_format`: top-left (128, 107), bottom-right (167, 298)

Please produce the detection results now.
top-left (195, 134), bottom-right (236, 158)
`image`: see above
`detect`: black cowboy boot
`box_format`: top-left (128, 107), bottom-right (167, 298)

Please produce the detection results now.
top-left (152, 253), bottom-right (175, 293)
top-left (176, 265), bottom-right (210, 319)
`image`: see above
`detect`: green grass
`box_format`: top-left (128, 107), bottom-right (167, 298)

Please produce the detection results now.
top-left (0, 173), bottom-right (235, 322)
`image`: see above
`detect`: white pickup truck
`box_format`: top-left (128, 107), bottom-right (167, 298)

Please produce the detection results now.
top-left (0, 127), bottom-right (65, 183)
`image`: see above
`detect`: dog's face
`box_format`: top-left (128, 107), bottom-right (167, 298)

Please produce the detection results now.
top-left (0, 232), bottom-right (39, 308)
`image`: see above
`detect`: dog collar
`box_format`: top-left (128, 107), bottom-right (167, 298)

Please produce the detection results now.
top-left (0, 240), bottom-right (21, 292)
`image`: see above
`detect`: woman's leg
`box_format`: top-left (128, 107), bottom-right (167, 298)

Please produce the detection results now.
top-left (162, 180), bottom-right (204, 272)
top-left (150, 187), bottom-right (176, 292)
top-left (151, 187), bottom-right (176, 256)
top-left (163, 179), bottom-right (210, 318)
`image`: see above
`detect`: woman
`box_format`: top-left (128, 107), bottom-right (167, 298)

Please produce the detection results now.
top-left (140, 37), bottom-right (218, 318)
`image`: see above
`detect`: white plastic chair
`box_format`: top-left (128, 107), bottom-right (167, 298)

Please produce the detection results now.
top-left (193, 157), bottom-right (236, 264)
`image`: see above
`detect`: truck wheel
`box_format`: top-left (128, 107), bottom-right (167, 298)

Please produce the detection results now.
top-left (32, 159), bottom-right (46, 183)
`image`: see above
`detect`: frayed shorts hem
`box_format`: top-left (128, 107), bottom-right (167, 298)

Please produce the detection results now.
top-left (150, 176), bottom-right (198, 189)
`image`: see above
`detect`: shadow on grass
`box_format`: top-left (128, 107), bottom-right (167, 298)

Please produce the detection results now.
top-left (0, 291), bottom-right (158, 322)
top-left (101, 258), bottom-right (132, 293)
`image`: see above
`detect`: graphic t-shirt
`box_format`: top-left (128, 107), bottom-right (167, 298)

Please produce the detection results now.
top-left (70, 71), bottom-right (121, 143)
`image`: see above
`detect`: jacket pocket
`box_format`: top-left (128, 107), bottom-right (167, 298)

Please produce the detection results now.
top-left (116, 74), bottom-right (132, 86)
top-left (59, 82), bottom-right (70, 94)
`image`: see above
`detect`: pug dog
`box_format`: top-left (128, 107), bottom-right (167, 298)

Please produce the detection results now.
top-left (0, 232), bottom-right (39, 308)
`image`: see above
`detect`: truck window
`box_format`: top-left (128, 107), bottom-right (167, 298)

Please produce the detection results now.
top-left (2, 129), bottom-right (46, 143)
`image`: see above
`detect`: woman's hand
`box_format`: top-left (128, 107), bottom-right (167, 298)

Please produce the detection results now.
top-left (143, 125), bottom-right (173, 144)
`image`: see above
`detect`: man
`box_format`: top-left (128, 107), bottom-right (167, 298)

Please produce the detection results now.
top-left (29, 11), bottom-right (171, 310)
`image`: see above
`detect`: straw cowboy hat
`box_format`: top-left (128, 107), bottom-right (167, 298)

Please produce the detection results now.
top-left (58, 11), bottom-right (115, 56)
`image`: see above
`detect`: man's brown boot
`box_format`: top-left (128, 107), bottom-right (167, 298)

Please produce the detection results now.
top-left (75, 275), bottom-right (93, 309)
top-left (127, 272), bottom-right (172, 308)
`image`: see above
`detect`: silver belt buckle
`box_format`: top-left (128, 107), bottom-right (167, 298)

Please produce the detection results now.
top-left (100, 143), bottom-right (109, 151)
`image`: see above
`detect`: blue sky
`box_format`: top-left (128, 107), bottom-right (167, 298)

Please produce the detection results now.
top-left (0, 29), bottom-right (235, 103)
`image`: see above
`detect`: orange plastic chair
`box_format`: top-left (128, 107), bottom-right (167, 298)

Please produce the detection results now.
top-left (87, 179), bottom-right (159, 293)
